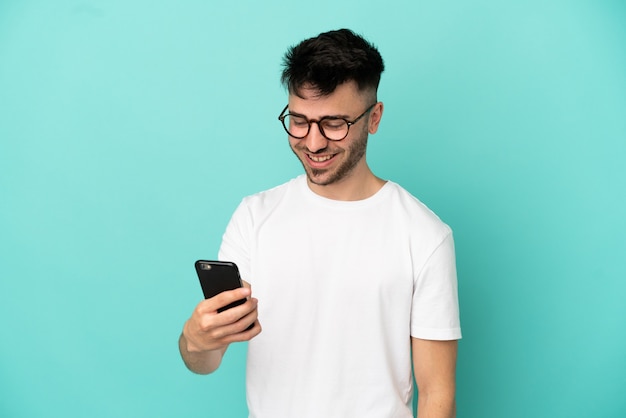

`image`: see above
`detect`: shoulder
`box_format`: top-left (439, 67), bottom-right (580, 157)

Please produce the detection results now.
top-left (235, 175), bottom-right (305, 217)
top-left (220, 176), bottom-right (305, 259)
top-left (384, 181), bottom-right (453, 240)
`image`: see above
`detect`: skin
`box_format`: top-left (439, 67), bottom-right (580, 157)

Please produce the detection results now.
top-left (180, 80), bottom-right (458, 417)
top-left (413, 338), bottom-right (458, 418)
top-left (287, 81), bottom-right (385, 201)
top-left (179, 283), bottom-right (260, 374)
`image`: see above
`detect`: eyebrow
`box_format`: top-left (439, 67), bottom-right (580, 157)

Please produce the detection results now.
top-left (288, 109), bottom-right (350, 120)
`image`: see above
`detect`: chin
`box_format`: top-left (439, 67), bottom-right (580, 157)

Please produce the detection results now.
top-left (306, 172), bottom-right (333, 186)
top-left (306, 167), bottom-right (349, 187)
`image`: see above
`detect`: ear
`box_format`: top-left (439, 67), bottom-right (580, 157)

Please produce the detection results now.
top-left (368, 102), bottom-right (384, 134)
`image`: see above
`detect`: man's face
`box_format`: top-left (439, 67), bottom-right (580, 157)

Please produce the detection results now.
top-left (287, 81), bottom-right (376, 188)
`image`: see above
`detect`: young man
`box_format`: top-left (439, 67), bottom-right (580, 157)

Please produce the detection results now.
top-left (179, 29), bottom-right (461, 418)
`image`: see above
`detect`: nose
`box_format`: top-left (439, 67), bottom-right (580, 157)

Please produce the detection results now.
top-left (304, 122), bottom-right (328, 153)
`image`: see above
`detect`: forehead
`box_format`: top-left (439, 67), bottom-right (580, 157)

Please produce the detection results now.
top-left (288, 81), bottom-right (368, 116)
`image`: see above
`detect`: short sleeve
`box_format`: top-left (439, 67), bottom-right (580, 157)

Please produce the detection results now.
top-left (410, 232), bottom-right (462, 340)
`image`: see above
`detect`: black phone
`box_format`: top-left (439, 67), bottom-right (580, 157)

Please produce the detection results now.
top-left (194, 260), bottom-right (247, 313)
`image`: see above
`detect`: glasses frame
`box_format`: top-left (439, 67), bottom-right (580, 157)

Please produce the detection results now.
top-left (278, 102), bottom-right (377, 141)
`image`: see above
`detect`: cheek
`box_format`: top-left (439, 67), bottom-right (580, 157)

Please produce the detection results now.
top-left (347, 130), bottom-right (369, 155)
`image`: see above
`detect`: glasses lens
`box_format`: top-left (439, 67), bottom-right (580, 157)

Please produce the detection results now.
top-left (319, 119), bottom-right (349, 140)
top-left (281, 113), bottom-right (350, 140)
top-left (283, 115), bottom-right (309, 138)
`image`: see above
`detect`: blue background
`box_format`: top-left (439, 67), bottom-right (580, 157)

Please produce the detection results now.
top-left (1, 1), bottom-right (625, 417)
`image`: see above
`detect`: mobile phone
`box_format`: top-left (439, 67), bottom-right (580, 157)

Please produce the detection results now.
top-left (194, 260), bottom-right (247, 313)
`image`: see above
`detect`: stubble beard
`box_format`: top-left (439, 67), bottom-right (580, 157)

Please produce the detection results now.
top-left (292, 128), bottom-right (369, 187)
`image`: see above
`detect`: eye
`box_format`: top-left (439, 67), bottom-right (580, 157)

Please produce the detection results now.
top-left (322, 119), bottom-right (346, 131)
top-left (289, 116), bottom-right (308, 127)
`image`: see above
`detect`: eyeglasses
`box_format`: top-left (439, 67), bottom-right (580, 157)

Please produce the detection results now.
top-left (278, 103), bottom-right (377, 141)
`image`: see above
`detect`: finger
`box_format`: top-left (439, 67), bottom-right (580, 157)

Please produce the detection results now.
top-left (203, 298), bottom-right (260, 337)
top-left (198, 297), bottom-right (258, 331)
top-left (218, 317), bottom-right (262, 344)
top-left (216, 297), bottom-right (258, 326)
top-left (197, 287), bottom-right (252, 313)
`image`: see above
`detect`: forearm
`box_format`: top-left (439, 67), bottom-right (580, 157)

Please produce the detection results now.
top-left (413, 338), bottom-right (458, 418)
top-left (178, 332), bottom-right (227, 375)
top-left (416, 391), bottom-right (456, 418)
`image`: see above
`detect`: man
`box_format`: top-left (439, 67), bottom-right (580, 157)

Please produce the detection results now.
top-left (179, 29), bottom-right (461, 418)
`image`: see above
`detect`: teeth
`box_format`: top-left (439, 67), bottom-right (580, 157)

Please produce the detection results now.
top-left (310, 155), bottom-right (332, 162)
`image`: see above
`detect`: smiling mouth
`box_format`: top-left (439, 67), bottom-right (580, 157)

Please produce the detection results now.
top-left (308, 154), bottom-right (334, 162)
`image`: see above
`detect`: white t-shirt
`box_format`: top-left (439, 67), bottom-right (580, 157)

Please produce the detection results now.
top-left (219, 175), bottom-right (461, 418)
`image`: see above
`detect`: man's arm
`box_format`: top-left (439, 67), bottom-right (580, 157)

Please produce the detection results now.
top-left (179, 332), bottom-right (228, 375)
top-left (412, 337), bottom-right (458, 418)
top-left (179, 286), bottom-right (261, 374)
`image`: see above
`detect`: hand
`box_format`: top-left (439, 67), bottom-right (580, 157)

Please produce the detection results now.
top-left (183, 287), bottom-right (261, 353)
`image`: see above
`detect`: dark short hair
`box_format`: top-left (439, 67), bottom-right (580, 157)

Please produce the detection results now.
top-left (281, 28), bottom-right (385, 98)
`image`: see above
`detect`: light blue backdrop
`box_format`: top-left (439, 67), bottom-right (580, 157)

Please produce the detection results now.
top-left (1, 1), bottom-right (625, 417)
